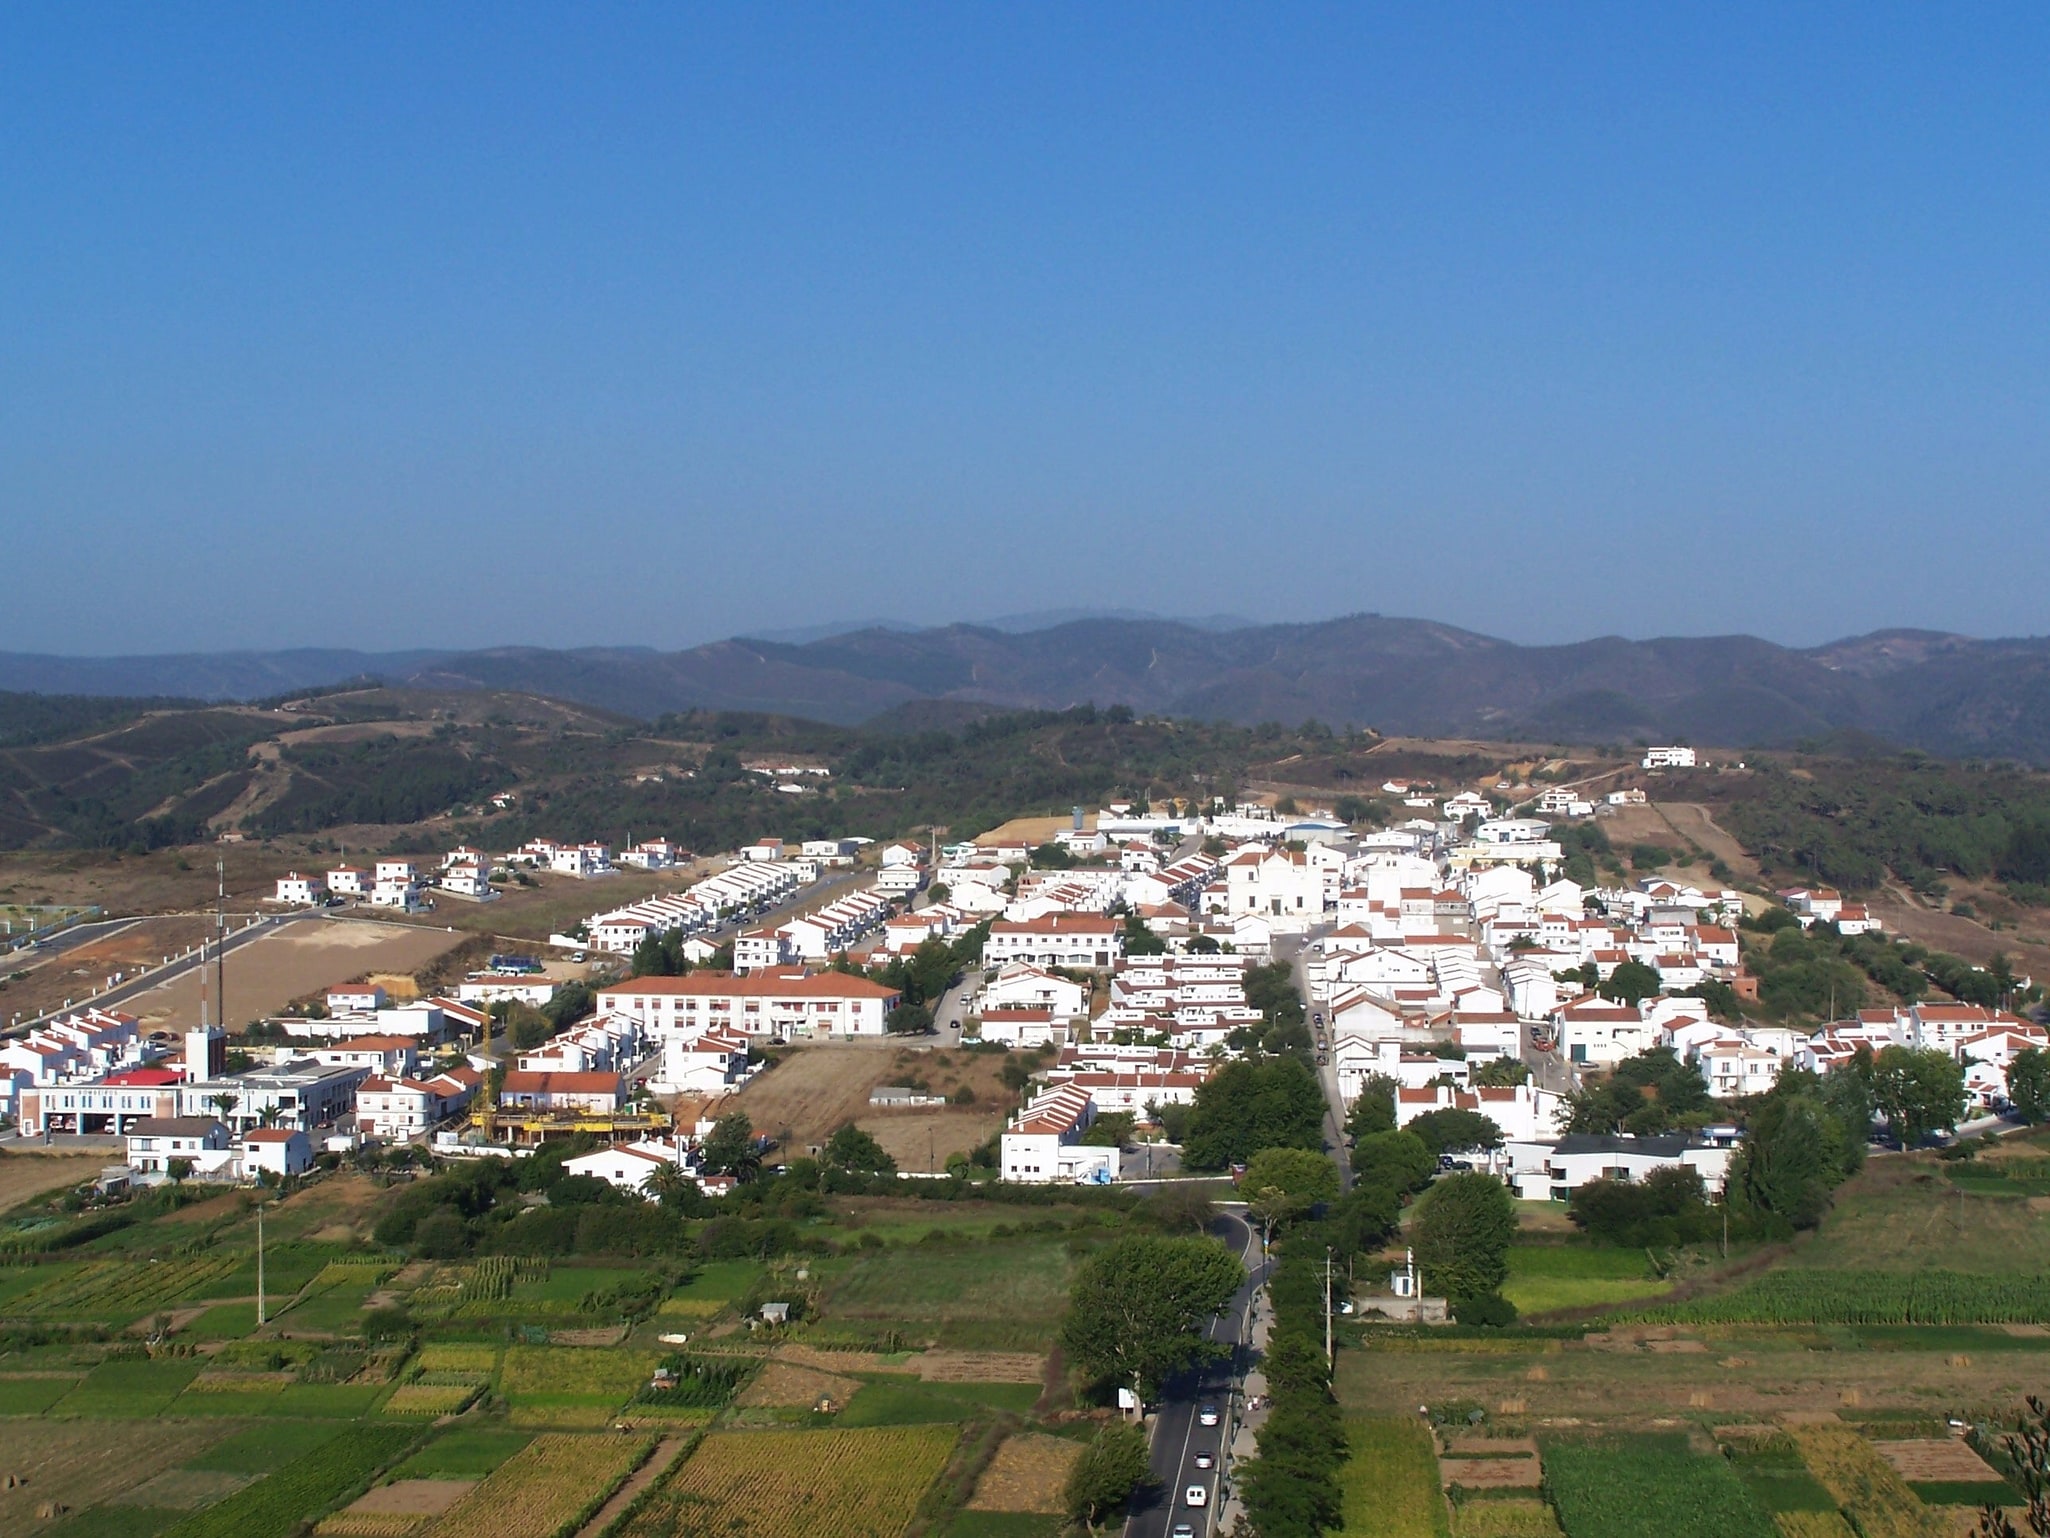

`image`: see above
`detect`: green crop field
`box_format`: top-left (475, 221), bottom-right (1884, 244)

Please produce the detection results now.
top-left (1337, 1418), bottom-right (1449, 1537)
top-left (824, 1237), bottom-right (1078, 1350)
top-left (1502, 1247), bottom-right (1672, 1315)
top-left (836, 1377), bottom-right (1041, 1426)
top-left (1541, 1434), bottom-right (1778, 1538)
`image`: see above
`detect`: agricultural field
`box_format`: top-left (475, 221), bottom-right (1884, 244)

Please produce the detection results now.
top-left (727, 1042), bottom-right (1013, 1172)
top-left (0, 1152), bottom-right (105, 1210)
top-left (0, 1421), bottom-right (232, 1536)
top-left (615, 1425), bottom-right (958, 1538)
top-left (1540, 1433), bottom-right (1778, 1538)
top-left (821, 1233), bottom-right (1080, 1351)
top-left (424, 1431), bottom-right (654, 1538)
top-left (1501, 1247), bottom-right (1672, 1317)
top-left (498, 1344), bottom-right (665, 1427)
top-left (0, 1153), bottom-right (1114, 1537)
top-left (965, 1432), bottom-right (1082, 1514)
top-left (1337, 1418), bottom-right (1448, 1537)
top-left (116, 918), bottom-right (465, 1033)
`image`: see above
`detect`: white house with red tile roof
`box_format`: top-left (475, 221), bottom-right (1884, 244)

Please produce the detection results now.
top-left (984, 963), bottom-right (1090, 1019)
top-left (984, 914), bottom-right (1123, 970)
top-left (653, 1027), bottom-right (753, 1097)
top-left (357, 1068), bottom-right (479, 1141)
top-left (597, 970), bottom-right (901, 1039)
top-left (565, 1139), bottom-right (695, 1194)
top-left (272, 871), bottom-right (328, 906)
top-left (1392, 1082), bottom-right (1567, 1144)
top-left (241, 1126), bottom-right (313, 1177)
top-left (1000, 1083), bottom-right (1115, 1184)
top-left (499, 1070), bottom-right (622, 1113)
top-left (976, 1007), bottom-right (1062, 1048)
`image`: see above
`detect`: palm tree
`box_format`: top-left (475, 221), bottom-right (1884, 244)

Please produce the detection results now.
top-left (257, 1104), bottom-right (283, 1129)
top-left (643, 1163), bottom-right (693, 1207)
top-left (209, 1092), bottom-right (240, 1129)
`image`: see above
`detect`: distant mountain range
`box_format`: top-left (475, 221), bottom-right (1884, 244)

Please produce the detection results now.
top-left (4, 615), bottom-right (2049, 760)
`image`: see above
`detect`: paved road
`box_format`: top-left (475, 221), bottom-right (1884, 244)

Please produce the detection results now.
top-left (5, 912), bottom-right (297, 1037)
top-left (4, 914), bottom-right (130, 961)
top-left (1125, 1210), bottom-right (1269, 1538)
top-left (1281, 926), bottom-right (1353, 1192)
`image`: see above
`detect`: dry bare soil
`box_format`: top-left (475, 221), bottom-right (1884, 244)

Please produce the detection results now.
top-left (729, 1043), bottom-right (1013, 1170)
top-left (0, 1152), bottom-right (106, 1209)
top-left (117, 919), bottom-right (465, 1031)
top-left (1, 915), bottom-right (217, 1022)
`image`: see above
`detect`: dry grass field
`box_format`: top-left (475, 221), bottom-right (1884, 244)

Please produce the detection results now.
top-left (0, 845), bottom-right (311, 917)
top-left (734, 1360), bottom-right (861, 1408)
top-left (0, 915), bottom-right (218, 1021)
top-left (966, 1432), bottom-right (1081, 1512)
top-left (972, 814), bottom-right (1080, 845)
top-left (729, 1043), bottom-right (1013, 1169)
top-left (0, 1420), bottom-right (231, 1534)
top-left (0, 1152), bottom-right (105, 1209)
top-left (118, 919), bottom-right (466, 1031)
top-left (1336, 1329), bottom-right (2050, 1425)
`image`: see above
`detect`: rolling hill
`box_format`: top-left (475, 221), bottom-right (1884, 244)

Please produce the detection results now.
top-left (6, 616), bottom-right (2050, 760)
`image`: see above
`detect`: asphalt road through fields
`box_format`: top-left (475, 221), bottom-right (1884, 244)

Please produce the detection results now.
top-left (1126, 1210), bottom-right (1268, 1538)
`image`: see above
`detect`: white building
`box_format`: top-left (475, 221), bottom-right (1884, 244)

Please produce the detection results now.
top-left (356, 1069), bottom-right (480, 1142)
top-left (565, 1140), bottom-right (693, 1195)
top-left (619, 839), bottom-right (683, 871)
top-left (1000, 1083), bottom-right (1116, 1184)
top-left (1498, 1132), bottom-right (1735, 1202)
top-left (654, 1027), bottom-right (753, 1097)
top-left (272, 872), bottom-right (328, 906)
top-left (240, 1127), bottom-right (314, 1178)
top-left (597, 970), bottom-right (902, 1040)
top-left (982, 962), bottom-right (1090, 1019)
top-left (984, 915), bottom-right (1124, 970)
top-left (455, 974), bottom-right (558, 1007)
top-left (325, 866), bottom-right (370, 897)
top-left (1642, 747), bottom-right (1697, 770)
top-left (126, 1116), bottom-right (231, 1173)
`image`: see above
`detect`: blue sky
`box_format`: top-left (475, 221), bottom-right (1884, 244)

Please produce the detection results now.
top-left (4, 5), bottom-right (2048, 653)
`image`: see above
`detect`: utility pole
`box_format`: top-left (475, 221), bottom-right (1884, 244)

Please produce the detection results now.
top-left (256, 1198), bottom-right (266, 1327)
top-left (215, 857), bottom-right (227, 1033)
top-left (1324, 1246), bottom-right (1334, 1367)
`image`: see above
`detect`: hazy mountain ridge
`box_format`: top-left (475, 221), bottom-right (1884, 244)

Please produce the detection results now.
top-left (5, 616), bottom-right (2050, 759)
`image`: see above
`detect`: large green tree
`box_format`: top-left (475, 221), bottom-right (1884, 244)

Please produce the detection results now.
top-left (1872, 1045), bottom-right (1968, 1147)
top-left (821, 1122), bottom-right (896, 1175)
top-left (1059, 1234), bottom-right (1245, 1398)
top-left (1599, 959), bottom-right (1663, 1005)
top-left (1183, 1056), bottom-right (1326, 1169)
top-left (1065, 1422), bottom-right (1152, 1532)
top-left (1730, 1068), bottom-right (1864, 1229)
top-left (1404, 1108), bottom-right (1504, 1158)
top-left (1344, 1074), bottom-right (1398, 1141)
top-left (698, 1113), bottom-right (760, 1181)
top-left (1566, 1046), bottom-right (1712, 1136)
top-left (1350, 1130), bottom-right (1437, 1203)
top-left (1241, 1148), bottom-right (1340, 1246)
top-left (2009, 1048), bottom-right (2050, 1124)
top-left (1412, 1171), bottom-right (1516, 1305)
